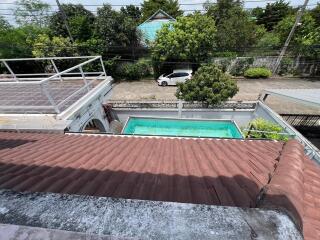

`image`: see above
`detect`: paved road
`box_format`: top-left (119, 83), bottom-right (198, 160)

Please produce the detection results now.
top-left (111, 78), bottom-right (320, 114)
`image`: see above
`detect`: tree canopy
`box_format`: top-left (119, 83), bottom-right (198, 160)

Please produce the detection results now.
top-left (275, 13), bottom-right (320, 58)
top-left (120, 5), bottom-right (142, 22)
top-left (94, 4), bottom-right (141, 50)
top-left (205, 0), bottom-right (243, 24)
top-left (48, 4), bottom-right (95, 41)
top-left (152, 13), bottom-right (217, 63)
top-left (141, 0), bottom-right (183, 22)
top-left (14, 0), bottom-right (50, 27)
top-left (253, 0), bottom-right (294, 31)
top-left (206, 0), bottom-right (261, 52)
top-left (0, 16), bottom-right (11, 32)
top-left (0, 0), bottom-right (319, 76)
top-left (310, 3), bottom-right (320, 26)
top-left (176, 64), bottom-right (239, 105)
top-left (215, 8), bottom-right (262, 52)
top-left (30, 34), bottom-right (76, 57)
top-left (0, 25), bottom-right (43, 58)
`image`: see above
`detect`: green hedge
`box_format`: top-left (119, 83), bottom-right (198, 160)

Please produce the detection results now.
top-left (104, 57), bottom-right (153, 81)
top-left (229, 58), bottom-right (254, 76)
top-left (244, 67), bottom-right (272, 78)
top-left (244, 118), bottom-right (288, 141)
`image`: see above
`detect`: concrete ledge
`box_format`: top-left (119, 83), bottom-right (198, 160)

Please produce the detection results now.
top-left (0, 190), bottom-right (302, 240)
top-left (0, 224), bottom-right (126, 240)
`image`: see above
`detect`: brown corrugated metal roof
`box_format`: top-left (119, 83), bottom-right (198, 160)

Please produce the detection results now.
top-left (0, 132), bottom-right (319, 239)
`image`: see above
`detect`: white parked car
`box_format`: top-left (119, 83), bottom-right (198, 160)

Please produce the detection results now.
top-left (157, 70), bottom-right (192, 86)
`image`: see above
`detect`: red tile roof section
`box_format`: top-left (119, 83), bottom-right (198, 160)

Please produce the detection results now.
top-left (256, 139), bottom-right (320, 239)
top-left (258, 140), bottom-right (305, 228)
top-left (0, 132), bottom-right (319, 239)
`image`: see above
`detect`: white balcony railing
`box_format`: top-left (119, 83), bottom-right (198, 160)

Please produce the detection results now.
top-left (0, 56), bottom-right (108, 114)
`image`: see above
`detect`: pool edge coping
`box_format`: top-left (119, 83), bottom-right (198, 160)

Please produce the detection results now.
top-left (121, 116), bottom-right (244, 139)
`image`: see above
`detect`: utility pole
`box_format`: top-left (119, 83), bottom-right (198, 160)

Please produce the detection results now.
top-left (273, 0), bottom-right (309, 74)
top-left (55, 0), bottom-right (74, 43)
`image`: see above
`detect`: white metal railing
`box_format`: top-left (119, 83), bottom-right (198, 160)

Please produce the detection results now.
top-left (0, 56), bottom-right (108, 114)
top-left (242, 129), bottom-right (296, 138)
top-left (258, 100), bottom-right (320, 162)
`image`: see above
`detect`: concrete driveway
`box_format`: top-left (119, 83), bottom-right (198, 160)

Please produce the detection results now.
top-left (110, 78), bottom-right (320, 114)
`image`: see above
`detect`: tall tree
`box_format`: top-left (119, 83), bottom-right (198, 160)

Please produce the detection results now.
top-left (120, 5), bottom-right (141, 22)
top-left (206, 0), bottom-right (261, 53)
top-left (310, 3), bottom-right (320, 26)
top-left (204, 0), bottom-right (242, 24)
top-left (275, 13), bottom-right (320, 58)
top-left (252, 0), bottom-right (294, 31)
top-left (31, 34), bottom-right (76, 57)
top-left (94, 4), bottom-right (141, 54)
top-left (48, 4), bottom-right (95, 41)
top-left (141, 0), bottom-right (183, 22)
top-left (216, 8), bottom-right (262, 52)
top-left (0, 25), bottom-right (43, 58)
top-left (152, 13), bottom-right (217, 63)
top-left (0, 16), bottom-right (11, 32)
top-left (14, 0), bottom-right (50, 27)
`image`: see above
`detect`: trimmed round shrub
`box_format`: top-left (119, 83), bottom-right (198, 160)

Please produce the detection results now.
top-left (176, 64), bottom-right (239, 106)
top-left (244, 67), bottom-right (272, 79)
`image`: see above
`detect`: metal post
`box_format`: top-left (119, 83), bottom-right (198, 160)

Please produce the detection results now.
top-left (79, 66), bottom-right (90, 92)
top-left (100, 57), bottom-right (107, 79)
top-left (40, 83), bottom-right (60, 114)
top-left (273, 0), bottom-right (309, 74)
top-left (178, 100), bottom-right (183, 118)
top-left (2, 60), bottom-right (18, 81)
top-left (55, 0), bottom-right (74, 43)
top-left (50, 59), bottom-right (63, 81)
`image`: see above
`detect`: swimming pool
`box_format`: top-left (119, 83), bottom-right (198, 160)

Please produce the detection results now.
top-left (122, 117), bottom-right (243, 139)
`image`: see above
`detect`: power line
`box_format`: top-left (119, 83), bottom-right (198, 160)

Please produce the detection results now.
top-left (0, 9), bottom-right (208, 17)
top-left (0, 0), bottom-right (280, 7)
top-left (1, 5), bottom-right (317, 18)
top-left (0, 2), bottom-right (317, 15)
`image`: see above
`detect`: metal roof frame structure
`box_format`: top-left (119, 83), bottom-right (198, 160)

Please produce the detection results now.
top-left (260, 89), bottom-right (320, 109)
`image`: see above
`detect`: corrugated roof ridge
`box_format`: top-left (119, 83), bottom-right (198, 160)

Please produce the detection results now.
top-left (257, 139), bottom-right (305, 231)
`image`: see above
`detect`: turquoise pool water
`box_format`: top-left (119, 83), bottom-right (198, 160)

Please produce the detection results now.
top-left (123, 117), bottom-right (243, 139)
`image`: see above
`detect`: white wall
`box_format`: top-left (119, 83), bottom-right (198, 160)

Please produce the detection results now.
top-left (114, 109), bottom-right (255, 128)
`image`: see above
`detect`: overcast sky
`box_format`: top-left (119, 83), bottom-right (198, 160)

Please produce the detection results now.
top-left (1, 0), bottom-right (319, 24)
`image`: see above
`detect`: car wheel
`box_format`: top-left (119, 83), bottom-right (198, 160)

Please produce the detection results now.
top-left (161, 81), bottom-right (168, 86)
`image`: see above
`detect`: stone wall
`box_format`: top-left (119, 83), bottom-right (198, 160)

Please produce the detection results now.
top-left (212, 56), bottom-right (320, 76)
